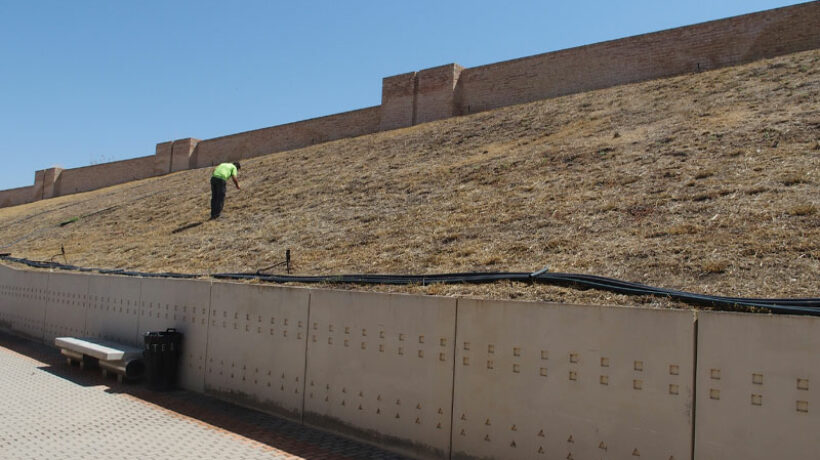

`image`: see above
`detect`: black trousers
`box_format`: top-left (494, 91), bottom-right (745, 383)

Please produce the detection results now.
top-left (210, 177), bottom-right (227, 218)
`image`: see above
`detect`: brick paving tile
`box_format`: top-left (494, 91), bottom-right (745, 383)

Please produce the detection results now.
top-left (0, 331), bottom-right (409, 460)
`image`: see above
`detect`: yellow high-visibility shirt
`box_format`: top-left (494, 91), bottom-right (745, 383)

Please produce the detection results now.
top-left (212, 163), bottom-right (237, 181)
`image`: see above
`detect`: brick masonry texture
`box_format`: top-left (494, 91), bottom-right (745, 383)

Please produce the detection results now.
top-left (55, 155), bottom-right (156, 196)
top-left (0, 185), bottom-right (35, 208)
top-left (455, 1), bottom-right (820, 115)
top-left (194, 106), bottom-right (381, 168)
top-left (154, 141), bottom-right (174, 175)
top-left (171, 138), bottom-right (201, 173)
top-left (41, 167), bottom-right (62, 199)
top-left (415, 64), bottom-right (464, 125)
top-left (1, 1), bottom-right (818, 207)
top-left (380, 72), bottom-right (417, 131)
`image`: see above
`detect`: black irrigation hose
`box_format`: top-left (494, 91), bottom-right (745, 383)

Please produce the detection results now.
top-left (2, 255), bottom-right (818, 316)
top-left (0, 256), bottom-right (200, 279)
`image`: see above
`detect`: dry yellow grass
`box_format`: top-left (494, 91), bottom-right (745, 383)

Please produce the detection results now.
top-left (1, 49), bottom-right (818, 309)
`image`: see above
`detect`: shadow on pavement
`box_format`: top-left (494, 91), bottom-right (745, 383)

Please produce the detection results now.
top-left (0, 330), bottom-right (407, 460)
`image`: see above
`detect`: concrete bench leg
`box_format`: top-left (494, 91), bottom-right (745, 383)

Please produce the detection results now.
top-left (61, 349), bottom-right (82, 366)
top-left (79, 355), bottom-right (99, 371)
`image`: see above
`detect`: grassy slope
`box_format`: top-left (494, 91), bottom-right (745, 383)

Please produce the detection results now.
top-left (1, 50), bottom-right (818, 308)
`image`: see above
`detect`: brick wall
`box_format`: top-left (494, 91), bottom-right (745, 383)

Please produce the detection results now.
top-left (171, 138), bottom-right (200, 172)
top-left (0, 186), bottom-right (35, 208)
top-left (456, 1), bottom-right (820, 114)
top-left (41, 168), bottom-right (62, 200)
top-left (194, 106), bottom-right (381, 168)
top-left (379, 72), bottom-right (417, 131)
top-left (379, 64), bottom-right (465, 130)
top-left (55, 156), bottom-right (156, 196)
top-left (154, 142), bottom-right (173, 176)
top-left (416, 64), bottom-right (464, 125)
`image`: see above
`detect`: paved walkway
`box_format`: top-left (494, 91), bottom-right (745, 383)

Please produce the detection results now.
top-left (0, 331), bottom-right (407, 460)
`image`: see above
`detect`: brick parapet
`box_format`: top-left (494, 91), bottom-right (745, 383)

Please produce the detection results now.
top-left (56, 156), bottom-right (154, 196)
top-left (195, 106), bottom-right (381, 168)
top-left (171, 138), bottom-right (201, 173)
top-left (154, 142), bottom-right (173, 176)
top-left (33, 170), bottom-right (45, 201)
top-left (0, 185), bottom-right (36, 208)
top-left (456, 1), bottom-right (820, 114)
top-left (416, 63), bottom-right (464, 125)
top-left (379, 72), bottom-right (417, 131)
top-left (42, 168), bottom-right (63, 200)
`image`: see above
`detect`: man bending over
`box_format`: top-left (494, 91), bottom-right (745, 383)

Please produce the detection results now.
top-left (210, 162), bottom-right (240, 219)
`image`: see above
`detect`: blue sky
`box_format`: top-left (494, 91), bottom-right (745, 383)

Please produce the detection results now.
top-left (0, 0), bottom-right (804, 190)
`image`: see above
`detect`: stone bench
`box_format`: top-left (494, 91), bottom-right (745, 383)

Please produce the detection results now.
top-left (55, 337), bottom-right (145, 383)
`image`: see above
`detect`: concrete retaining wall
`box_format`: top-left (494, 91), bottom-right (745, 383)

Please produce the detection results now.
top-left (138, 277), bottom-right (212, 393)
top-left (695, 311), bottom-right (820, 459)
top-left (0, 264), bottom-right (48, 341)
top-left (451, 298), bottom-right (695, 460)
top-left (304, 290), bottom-right (457, 459)
top-left (205, 282), bottom-right (310, 419)
top-left (85, 273), bottom-right (141, 346)
top-left (42, 271), bottom-right (90, 344)
top-left (1, 263), bottom-right (819, 459)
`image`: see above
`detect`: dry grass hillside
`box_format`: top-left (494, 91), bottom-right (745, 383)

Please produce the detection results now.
top-left (1, 50), bottom-right (818, 308)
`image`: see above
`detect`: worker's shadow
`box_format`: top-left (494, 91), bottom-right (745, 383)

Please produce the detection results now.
top-left (170, 221), bottom-right (203, 234)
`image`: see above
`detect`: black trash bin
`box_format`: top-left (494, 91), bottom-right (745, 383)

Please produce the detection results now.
top-left (143, 328), bottom-right (183, 391)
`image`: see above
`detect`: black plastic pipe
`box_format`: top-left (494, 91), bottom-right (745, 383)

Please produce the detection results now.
top-left (2, 255), bottom-right (818, 316)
